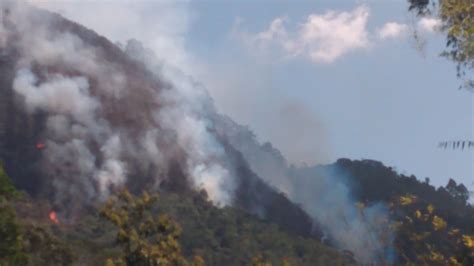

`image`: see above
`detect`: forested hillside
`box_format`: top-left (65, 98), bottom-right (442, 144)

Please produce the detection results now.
top-left (2, 159), bottom-right (474, 265)
top-left (0, 165), bottom-right (355, 266)
top-left (295, 159), bottom-right (474, 265)
top-left (0, 2), bottom-right (473, 266)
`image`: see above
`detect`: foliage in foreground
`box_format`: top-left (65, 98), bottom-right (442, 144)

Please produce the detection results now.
top-left (2, 160), bottom-right (474, 265)
top-left (334, 159), bottom-right (474, 265)
top-left (101, 189), bottom-right (203, 266)
top-left (409, 0), bottom-right (474, 89)
top-left (0, 162), bottom-right (354, 265)
top-left (0, 164), bottom-right (28, 265)
top-left (99, 189), bottom-right (354, 266)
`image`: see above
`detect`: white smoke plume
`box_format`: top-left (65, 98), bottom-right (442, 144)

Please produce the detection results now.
top-left (216, 116), bottom-right (392, 264)
top-left (1, 1), bottom-right (393, 263)
top-left (289, 165), bottom-right (392, 263)
top-left (1, 1), bottom-right (235, 206)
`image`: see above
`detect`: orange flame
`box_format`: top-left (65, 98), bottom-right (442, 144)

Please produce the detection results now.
top-left (36, 143), bottom-right (46, 150)
top-left (49, 211), bottom-right (59, 225)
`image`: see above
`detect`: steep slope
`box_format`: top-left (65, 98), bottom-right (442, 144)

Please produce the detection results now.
top-left (294, 159), bottom-right (474, 265)
top-left (1, 3), bottom-right (472, 265)
top-left (321, 158), bottom-right (474, 232)
top-left (213, 114), bottom-right (474, 264)
top-left (0, 2), bottom-right (314, 241)
top-left (1, 166), bottom-right (356, 266)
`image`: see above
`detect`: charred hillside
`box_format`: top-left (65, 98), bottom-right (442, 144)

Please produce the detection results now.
top-left (0, 50), bottom-right (46, 195)
top-left (0, 3), bottom-right (315, 239)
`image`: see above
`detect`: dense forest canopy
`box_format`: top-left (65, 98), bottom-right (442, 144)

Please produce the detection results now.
top-left (1, 158), bottom-right (474, 265)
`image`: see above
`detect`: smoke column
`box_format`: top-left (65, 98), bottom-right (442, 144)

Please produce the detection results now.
top-left (216, 116), bottom-right (393, 263)
top-left (0, 1), bottom-right (393, 263)
top-left (1, 1), bottom-right (236, 206)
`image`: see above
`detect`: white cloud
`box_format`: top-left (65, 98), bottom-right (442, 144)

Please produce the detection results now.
top-left (296, 6), bottom-right (371, 63)
top-left (418, 17), bottom-right (442, 33)
top-left (377, 22), bottom-right (408, 40)
top-left (235, 7), bottom-right (447, 64)
top-left (235, 6), bottom-right (371, 63)
top-left (256, 17), bottom-right (288, 43)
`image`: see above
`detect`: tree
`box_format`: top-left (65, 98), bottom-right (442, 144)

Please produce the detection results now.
top-left (21, 225), bottom-right (74, 266)
top-left (0, 203), bottom-right (28, 265)
top-left (0, 164), bottom-right (28, 265)
top-left (446, 179), bottom-right (469, 204)
top-left (101, 189), bottom-right (203, 266)
top-left (0, 163), bottom-right (18, 200)
top-left (391, 194), bottom-right (474, 265)
top-left (411, 1), bottom-right (474, 149)
top-left (409, 0), bottom-right (474, 89)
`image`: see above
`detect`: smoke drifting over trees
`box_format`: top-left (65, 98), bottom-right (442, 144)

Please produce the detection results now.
top-left (4, 1), bottom-right (467, 264)
top-left (2, 1), bottom-right (238, 207)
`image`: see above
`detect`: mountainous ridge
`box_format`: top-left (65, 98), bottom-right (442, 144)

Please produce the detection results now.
top-left (0, 2), bottom-right (473, 266)
top-left (0, 1), bottom-right (316, 242)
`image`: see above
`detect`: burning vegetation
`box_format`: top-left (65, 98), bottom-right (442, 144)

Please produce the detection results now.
top-left (0, 2), bottom-right (473, 266)
top-left (36, 143), bottom-right (46, 150)
top-left (48, 211), bottom-right (59, 225)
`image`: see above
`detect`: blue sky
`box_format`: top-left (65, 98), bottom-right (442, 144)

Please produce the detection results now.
top-left (32, 0), bottom-right (473, 191)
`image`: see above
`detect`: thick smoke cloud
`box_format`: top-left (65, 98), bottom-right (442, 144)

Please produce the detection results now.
top-left (1, 1), bottom-right (392, 263)
top-left (1, 1), bottom-right (235, 206)
top-left (27, 0), bottom-right (194, 80)
top-left (27, 0), bottom-right (332, 168)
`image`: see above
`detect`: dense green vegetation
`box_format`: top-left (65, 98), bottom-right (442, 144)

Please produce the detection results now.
top-left (100, 189), bottom-right (203, 266)
top-left (332, 159), bottom-right (474, 265)
top-left (0, 164), bottom-right (27, 265)
top-left (0, 165), bottom-right (355, 266)
top-left (1, 160), bottom-right (473, 265)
